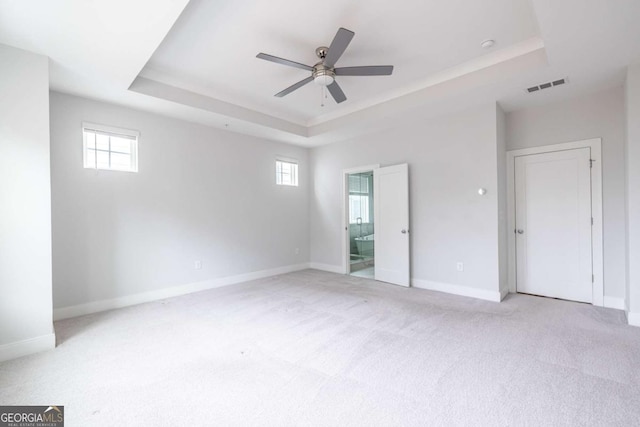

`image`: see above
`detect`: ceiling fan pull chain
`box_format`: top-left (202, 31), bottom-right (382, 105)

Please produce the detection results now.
top-left (321, 86), bottom-right (325, 107)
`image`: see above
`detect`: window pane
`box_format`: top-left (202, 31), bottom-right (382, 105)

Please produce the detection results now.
top-left (85, 131), bottom-right (95, 149)
top-left (96, 150), bottom-right (110, 169)
top-left (110, 152), bottom-right (131, 170)
top-left (349, 174), bottom-right (368, 193)
top-left (361, 197), bottom-right (370, 222)
top-left (96, 133), bottom-right (109, 150)
top-left (276, 160), bottom-right (298, 186)
top-left (82, 125), bottom-right (138, 172)
top-left (349, 196), bottom-right (358, 223)
top-left (349, 195), bottom-right (370, 223)
top-left (110, 136), bottom-right (131, 154)
top-left (360, 177), bottom-right (368, 193)
top-left (281, 164), bottom-right (292, 185)
top-left (85, 148), bottom-right (96, 168)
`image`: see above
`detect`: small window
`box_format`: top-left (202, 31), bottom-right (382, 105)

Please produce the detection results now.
top-left (349, 195), bottom-right (370, 223)
top-left (83, 122), bottom-right (139, 172)
top-left (276, 159), bottom-right (298, 186)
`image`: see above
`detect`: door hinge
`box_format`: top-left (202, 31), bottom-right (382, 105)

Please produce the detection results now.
top-left (589, 159), bottom-right (594, 168)
top-left (592, 274), bottom-right (595, 283)
top-left (591, 217), bottom-right (594, 226)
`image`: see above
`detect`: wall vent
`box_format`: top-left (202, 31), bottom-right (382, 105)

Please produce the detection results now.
top-left (526, 78), bottom-right (567, 93)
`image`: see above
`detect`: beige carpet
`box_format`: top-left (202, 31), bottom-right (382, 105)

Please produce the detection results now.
top-left (1, 269), bottom-right (640, 426)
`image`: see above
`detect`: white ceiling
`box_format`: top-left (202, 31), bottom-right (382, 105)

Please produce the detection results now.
top-left (1, 0), bottom-right (639, 146)
top-left (141, 0), bottom-right (539, 124)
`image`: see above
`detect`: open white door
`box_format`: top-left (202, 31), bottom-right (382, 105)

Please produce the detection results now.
top-left (374, 163), bottom-right (410, 286)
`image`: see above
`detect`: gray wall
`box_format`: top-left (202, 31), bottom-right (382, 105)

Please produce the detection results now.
top-left (0, 45), bottom-right (53, 351)
top-left (310, 104), bottom-right (501, 293)
top-left (50, 92), bottom-right (309, 309)
top-left (506, 86), bottom-right (627, 299)
top-left (626, 64), bottom-right (640, 317)
top-left (496, 104), bottom-right (508, 296)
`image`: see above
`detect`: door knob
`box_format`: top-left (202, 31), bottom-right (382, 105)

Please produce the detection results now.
top-left (517, 229), bottom-right (524, 234)
top-left (401, 229), bottom-right (408, 234)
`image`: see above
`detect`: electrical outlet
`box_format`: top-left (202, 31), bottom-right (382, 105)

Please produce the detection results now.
top-left (456, 262), bottom-right (464, 272)
top-left (194, 260), bottom-right (202, 270)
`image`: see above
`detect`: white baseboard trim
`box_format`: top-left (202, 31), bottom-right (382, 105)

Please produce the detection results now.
top-left (411, 279), bottom-right (502, 302)
top-left (628, 312), bottom-right (640, 327)
top-left (308, 262), bottom-right (344, 274)
top-left (53, 263), bottom-right (310, 321)
top-left (603, 296), bottom-right (626, 311)
top-left (0, 333), bottom-right (56, 363)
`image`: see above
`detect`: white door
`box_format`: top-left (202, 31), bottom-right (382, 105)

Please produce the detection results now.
top-left (374, 163), bottom-right (410, 286)
top-left (514, 148), bottom-right (593, 302)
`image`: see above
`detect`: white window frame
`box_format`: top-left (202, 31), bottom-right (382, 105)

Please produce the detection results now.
top-left (275, 158), bottom-right (298, 186)
top-left (83, 122), bottom-right (139, 173)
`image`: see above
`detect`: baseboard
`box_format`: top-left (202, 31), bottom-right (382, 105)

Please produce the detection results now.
top-left (53, 263), bottom-right (309, 321)
top-left (628, 312), bottom-right (640, 327)
top-left (500, 287), bottom-right (510, 301)
top-left (411, 278), bottom-right (502, 302)
top-left (603, 296), bottom-right (626, 311)
top-left (0, 333), bottom-right (56, 363)
top-left (308, 262), bottom-right (344, 274)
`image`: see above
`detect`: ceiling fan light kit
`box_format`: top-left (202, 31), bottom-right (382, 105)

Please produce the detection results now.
top-left (256, 27), bottom-right (394, 104)
top-left (312, 63), bottom-right (335, 86)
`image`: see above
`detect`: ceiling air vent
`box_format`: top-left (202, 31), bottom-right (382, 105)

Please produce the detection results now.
top-left (526, 78), bottom-right (568, 93)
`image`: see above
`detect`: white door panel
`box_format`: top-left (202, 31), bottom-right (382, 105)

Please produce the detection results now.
top-left (374, 164), bottom-right (410, 286)
top-left (515, 148), bottom-right (592, 302)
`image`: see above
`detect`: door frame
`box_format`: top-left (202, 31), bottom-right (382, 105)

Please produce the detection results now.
top-left (342, 164), bottom-right (380, 274)
top-left (506, 138), bottom-right (603, 306)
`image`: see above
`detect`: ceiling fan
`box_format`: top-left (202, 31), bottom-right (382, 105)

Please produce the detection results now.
top-left (256, 27), bottom-right (394, 104)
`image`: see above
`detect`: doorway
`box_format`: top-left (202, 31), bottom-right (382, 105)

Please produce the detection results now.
top-left (342, 163), bottom-right (411, 287)
top-left (348, 171), bottom-right (375, 279)
top-left (507, 139), bottom-right (604, 306)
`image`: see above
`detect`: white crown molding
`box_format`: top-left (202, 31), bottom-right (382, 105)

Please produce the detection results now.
top-left (129, 38), bottom-right (546, 146)
top-left (306, 37), bottom-right (545, 127)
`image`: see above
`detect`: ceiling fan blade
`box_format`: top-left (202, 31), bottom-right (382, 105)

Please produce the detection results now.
top-left (335, 65), bottom-right (394, 76)
top-left (275, 76), bottom-right (314, 97)
top-left (256, 53), bottom-right (313, 71)
top-left (324, 27), bottom-right (355, 67)
top-left (327, 81), bottom-right (347, 103)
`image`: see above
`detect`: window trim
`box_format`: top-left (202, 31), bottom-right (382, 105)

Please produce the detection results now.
top-left (82, 122), bottom-right (139, 173)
